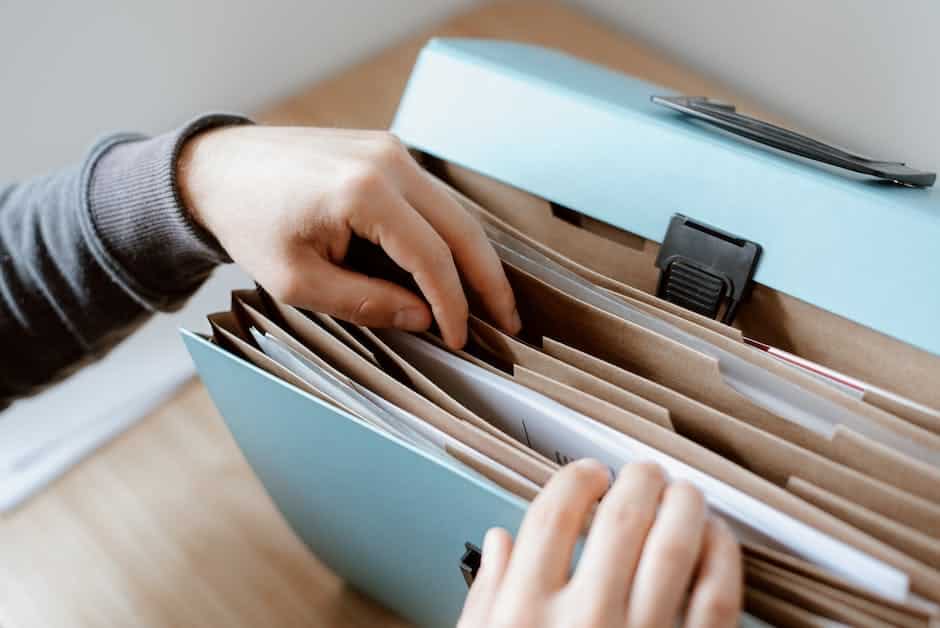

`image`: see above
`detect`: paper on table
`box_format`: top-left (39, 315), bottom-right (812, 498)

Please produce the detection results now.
top-left (0, 265), bottom-right (251, 513)
top-left (377, 329), bottom-right (909, 602)
top-left (483, 222), bottom-right (939, 466)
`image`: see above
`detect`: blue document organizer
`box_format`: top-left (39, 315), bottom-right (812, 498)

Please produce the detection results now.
top-left (183, 39), bottom-right (940, 627)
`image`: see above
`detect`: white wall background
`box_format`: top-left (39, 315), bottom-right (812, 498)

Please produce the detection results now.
top-left (2, 1), bottom-right (936, 178)
top-left (0, 0), bottom-right (476, 179)
top-left (574, 0), bottom-right (940, 173)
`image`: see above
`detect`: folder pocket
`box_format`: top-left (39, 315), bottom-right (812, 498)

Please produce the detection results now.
top-left (208, 311), bottom-right (330, 404)
top-left (468, 316), bottom-right (674, 432)
top-left (244, 292), bottom-right (555, 487)
top-left (541, 337), bottom-right (940, 537)
top-left (787, 477), bottom-right (940, 570)
top-left (441, 168), bottom-right (741, 341)
top-left (351, 324), bottom-right (554, 465)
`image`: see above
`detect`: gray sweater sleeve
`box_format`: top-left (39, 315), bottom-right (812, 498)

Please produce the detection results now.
top-left (0, 113), bottom-right (251, 407)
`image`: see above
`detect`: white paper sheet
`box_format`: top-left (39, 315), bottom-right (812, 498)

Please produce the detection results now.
top-left (377, 329), bottom-right (910, 602)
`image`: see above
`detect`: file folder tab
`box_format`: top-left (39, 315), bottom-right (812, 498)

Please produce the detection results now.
top-left (655, 214), bottom-right (762, 324)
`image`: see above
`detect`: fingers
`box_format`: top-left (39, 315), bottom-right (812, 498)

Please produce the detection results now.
top-left (625, 480), bottom-right (708, 628)
top-left (684, 518), bottom-right (742, 628)
top-left (501, 459), bottom-right (610, 597)
top-left (569, 462), bottom-right (666, 616)
top-left (278, 250), bottom-right (433, 329)
top-left (401, 165), bottom-right (520, 336)
top-left (458, 528), bottom-right (513, 627)
top-left (346, 185), bottom-right (470, 347)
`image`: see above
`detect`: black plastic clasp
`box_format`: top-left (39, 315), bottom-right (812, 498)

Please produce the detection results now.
top-left (460, 543), bottom-right (482, 588)
top-left (655, 214), bottom-right (761, 325)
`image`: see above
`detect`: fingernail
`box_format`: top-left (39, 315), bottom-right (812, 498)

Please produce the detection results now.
top-left (575, 458), bottom-right (608, 475)
top-left (394, 307), bottom-right (428, 330)
top-left (507, 308), bottom-right (522, 334)
top-left (481, 528), bottom-right (499, 564)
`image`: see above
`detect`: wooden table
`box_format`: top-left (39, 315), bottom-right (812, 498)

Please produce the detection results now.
top-left (0, 3), bottom-right (760, 626)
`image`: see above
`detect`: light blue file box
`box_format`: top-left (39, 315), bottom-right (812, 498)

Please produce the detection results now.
top-left (185, 39), bottom-right (938, 626)
top-left (393, 38), bottom-right (939, 357)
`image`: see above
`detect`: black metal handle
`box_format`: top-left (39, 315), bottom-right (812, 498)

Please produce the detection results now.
top-left (652, 95), bottom-right (936, 188)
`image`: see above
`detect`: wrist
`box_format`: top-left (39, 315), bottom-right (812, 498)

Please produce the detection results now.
top-left (177, 123), bottom-right (237, 234)
top-left (86, 113), bottom-right (252, 306)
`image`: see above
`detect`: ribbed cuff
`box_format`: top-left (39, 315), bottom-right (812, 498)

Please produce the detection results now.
top-left (85, 113), bottom-right (252, 309)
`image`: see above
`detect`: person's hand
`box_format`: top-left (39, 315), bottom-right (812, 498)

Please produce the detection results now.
top-left (458, 460), bottom-right (742, 628)
top-left (177, 125), bottom-right (521, 348)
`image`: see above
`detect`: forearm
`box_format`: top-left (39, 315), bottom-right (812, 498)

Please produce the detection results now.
top-left (0, 114), bottom-right (249, 407)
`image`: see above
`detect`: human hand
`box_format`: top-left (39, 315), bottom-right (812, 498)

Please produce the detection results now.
top-left (458, 460), bottom-right (742, 628)
top-left (177, 126), bottom-right (520, 348)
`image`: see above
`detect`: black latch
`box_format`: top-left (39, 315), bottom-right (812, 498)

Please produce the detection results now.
top-left (654, 214), bottom-right (761, 325)
top-left (460, 542), bottom-right (482, 588)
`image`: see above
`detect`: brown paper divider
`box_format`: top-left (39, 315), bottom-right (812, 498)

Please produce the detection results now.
top-left (451, 169), bottom-right (940, 466)
top-left (573, 269), bottom-right (940, 468)
top-left (749, 557), bottom-right (932, 627)
top-left (445, 445), bottom-right (540, 503)
top-left (788, 477), bottom-right (940, 571)
top-left (435, 159), bottom-right (940, 413)
top-left (743, 543), bottom-right (938, 622)
top-left (503, 262), bottom-right (817, 439)
top-left (208, 311), bottom-right (338, 409)
top-left (226, 295), bottom-right (550, 510)
top-left (745, 557), bottom-right (924, 627)
top-left (352, 325), bottom-right (554, 466)
top-left (864, 389), bottom-right (940, 437)
top-left (438, 168), bottom-right (741, 342)
top-left (830, 428), bottom-right (940, 504)
top-left (469, 316), bottom-right (674, 431)
top-left (513, 367), bottom-right (673, 446)
top-left (415, 331), bottom-right (521, 380)
top-left (504, 261), bottom-right (940, 501)
top-left (746, 564), bottom-right (892, 627)
top-left (506, 366), bottom-right (940, 603)
top-left (668, 324), bottom-right (940, 480)
top-left (542, 338), bottom-right (940, 539)
top-left (232, 292), bottom-right (354, 386)
top-left (243, 294), bottom-right (555, 487)
top-left (440, 164), bottom-right (940, 473)
top-left (231, 288), bottom-right (274, 329)
top-left (309, 312), bottom-right (378, 365)
top-left (745, 588), bottom-right (846, 628)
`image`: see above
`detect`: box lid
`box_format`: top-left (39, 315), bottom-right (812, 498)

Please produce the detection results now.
top-left (391, 38), bottom-right (940, 357)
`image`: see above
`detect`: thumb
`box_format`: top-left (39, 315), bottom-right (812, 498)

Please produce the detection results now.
top-left (290, 259), bottom-right (433, 331)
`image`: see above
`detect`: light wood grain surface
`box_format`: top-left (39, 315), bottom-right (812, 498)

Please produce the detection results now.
top-left (0, 3), bottom-right (755, 626)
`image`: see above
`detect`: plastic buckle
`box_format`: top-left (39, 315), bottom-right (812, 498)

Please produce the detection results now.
top-left (654, 214), bottom-right (762, 325)
top-left (460, 542), bottom-right (482, 588)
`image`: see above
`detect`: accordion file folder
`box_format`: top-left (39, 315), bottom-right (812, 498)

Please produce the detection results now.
top-left (184, 39), bottom-right (940, 627)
